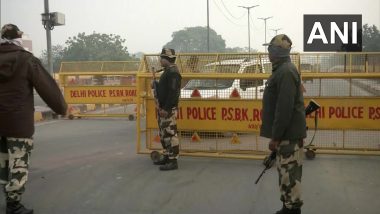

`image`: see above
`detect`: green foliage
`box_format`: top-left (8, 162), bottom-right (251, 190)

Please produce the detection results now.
top-left (164, 26), bottom-right (226, 53)
top-left (39, 45), bottom-right (65, 73)
top-left (362, 24), bottom-right (380, 51)
top-left (40, 32), bottom-right (137, 73)
top-left (62, 32), bottom-right (135, 61)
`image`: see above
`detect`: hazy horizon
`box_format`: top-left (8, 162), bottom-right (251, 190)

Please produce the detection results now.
top-left (1, 0), bottom-right (379, 57)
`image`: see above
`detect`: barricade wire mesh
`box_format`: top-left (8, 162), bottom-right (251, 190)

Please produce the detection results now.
top-left (61, 61), bottom-right (140, 72)
top-left (138, 53), bottom-right (380, 155)
top-left (59, 61), bottom-right (140, 119)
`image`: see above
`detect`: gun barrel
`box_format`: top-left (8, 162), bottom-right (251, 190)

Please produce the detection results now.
top-left (255, 168), bottom-right (267, 184)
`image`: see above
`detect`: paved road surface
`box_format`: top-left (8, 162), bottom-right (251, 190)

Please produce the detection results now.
top-left (1, 119), bottom-right (379, 214)
top-left (34, 93), bottom-right (47, 107)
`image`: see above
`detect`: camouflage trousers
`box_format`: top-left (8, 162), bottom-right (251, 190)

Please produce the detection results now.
top-left (158, 108), bottom-right (179, 160)
top-left (0, 136), bottom-right (33, 202)
top-left (276, 139), bottom-right (303, 209)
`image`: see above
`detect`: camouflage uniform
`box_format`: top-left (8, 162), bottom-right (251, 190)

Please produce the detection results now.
top-left (1, 23), bottom-right (67, 213)
top-left (158, 109), bottom-right (180, 160)
top-left (153, 48), bottom-right (182, 170)
top-left (0, 137), bottom-right (33, 202)
top-left (277, 140), bottom-right (303, 209)
top-left (260, 34), bottom-right (306, 213)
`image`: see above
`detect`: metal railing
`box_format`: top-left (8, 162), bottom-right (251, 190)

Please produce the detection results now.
top-left (59, 61), bottom-right (140, 120)
top-left (136, 53), bottom-right (380, 158)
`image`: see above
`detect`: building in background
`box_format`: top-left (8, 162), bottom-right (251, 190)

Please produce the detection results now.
top-left (22, 34), bottom-right (33, 53)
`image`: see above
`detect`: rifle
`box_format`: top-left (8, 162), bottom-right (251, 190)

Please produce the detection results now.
top-left (254, 99), bottom-right (320, 184)
top-left (150, 67), bottom-right (164, 162)
top-left (304, 99), bottom-right (321, 149)
top-left (255, 150), bottom-right (276, 184)
top-left (151, 67), bottom-right (162, 104)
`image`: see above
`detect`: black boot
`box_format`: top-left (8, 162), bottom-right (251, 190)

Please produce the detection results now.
top-left (153, 155), bottom-right (169, 165)
top-left (159, 159), bottom-right (178, 171)
top-left (6, 201), bottom-right (33, 214)
top-left (275, 204), bottom-right (286, 214)
top-left (275, 206), bottom-right (301, 214)
top-left (292, 208), bottom-right (301, 214)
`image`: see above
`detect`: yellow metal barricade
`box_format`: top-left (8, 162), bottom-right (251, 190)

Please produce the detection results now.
top-left (59, 61), bottom-right (141, 120)
top-left (137, 52), bottom-right (380, 159)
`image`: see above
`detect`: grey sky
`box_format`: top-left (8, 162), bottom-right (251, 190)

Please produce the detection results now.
top-left (1, 0), bottom-right (379, 57)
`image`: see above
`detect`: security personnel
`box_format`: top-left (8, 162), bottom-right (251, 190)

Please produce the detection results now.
top-left (260, 34), bottom-right (306, 214)
top-left (0, 24), bottom-right (67, 214)
top-left (153, 48), bottom-right (182, 171)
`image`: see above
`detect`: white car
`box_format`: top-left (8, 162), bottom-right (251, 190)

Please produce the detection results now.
top-left (181, 58), bottom-right (269, 99)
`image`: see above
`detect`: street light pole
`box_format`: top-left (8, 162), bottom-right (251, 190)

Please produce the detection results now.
top-left (207, 0), bottom-right (210, 52)
top-left (0, 0), bottom-right (2, 27)
top-left (271, 28), bottom-right (282, 36)
top-left (43, 0), bottom-right (53, 75)
top-left (41, 1), bottom-right (65, 75)
top-left (258, 16), bottom-right (273, 52)
top-left (238, 5), bottom-right (259, 54)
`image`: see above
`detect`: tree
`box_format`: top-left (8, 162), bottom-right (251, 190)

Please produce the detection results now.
top-left (362, 24), bottom-right (380, 51)
top-left (40, 32), bottom-right (137, 73)
top-left (62, 32), bottom-right (135, 61)
top-left (164, 26), bottom-right (226, 53)
top-left (225, 46), bottom-right (257, 53)
top-left (61, 32), bottom-right (137, 87)
top-left (40, 45), bottom-right (64, 73)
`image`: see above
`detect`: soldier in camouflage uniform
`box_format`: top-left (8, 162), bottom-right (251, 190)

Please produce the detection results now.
top-left (152, 48), bottom-right (182, 171)
top-left (0, 24), bottom-right (67, 214)
top-left (260, 34), bottom-right (307, 214)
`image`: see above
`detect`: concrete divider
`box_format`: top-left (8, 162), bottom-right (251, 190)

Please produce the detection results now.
top-left (34, 106), bottom-right (55, 122)
top-left (34, 111), bottom-right (43, 122)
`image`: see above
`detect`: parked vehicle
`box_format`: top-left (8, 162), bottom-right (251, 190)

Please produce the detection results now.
top-left (181, 58), bottom-right (269, 99)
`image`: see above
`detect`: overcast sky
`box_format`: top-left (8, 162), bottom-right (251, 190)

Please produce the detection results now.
top-left (1, 0), bottom-right (379, 57)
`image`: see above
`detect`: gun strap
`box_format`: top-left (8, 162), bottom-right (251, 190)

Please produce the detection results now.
top-left (306, 111), bottom-right (318, 147)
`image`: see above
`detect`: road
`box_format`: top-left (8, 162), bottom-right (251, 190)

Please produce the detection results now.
top-left (0, 118), bottom-right (379, 214)
top-left (34, 93), bottom-right (47, 107)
